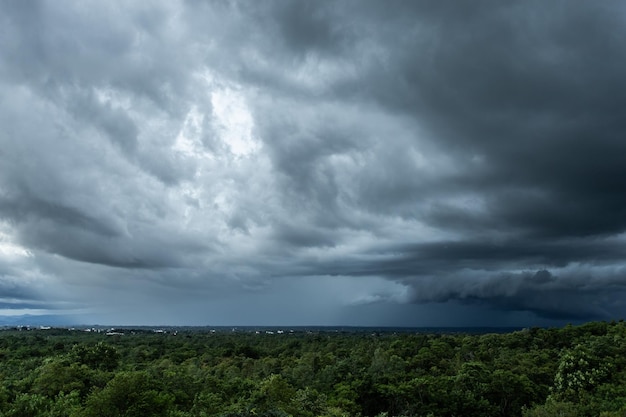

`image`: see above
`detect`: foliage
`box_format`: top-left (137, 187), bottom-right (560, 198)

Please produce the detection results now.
top-left (552, 344), bottom-right (610, 402)
top-left (0, 322), bottom-right (624, 416)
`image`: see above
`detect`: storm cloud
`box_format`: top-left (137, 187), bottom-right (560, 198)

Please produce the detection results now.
top-left (1, 0), bottom-right (626, 325)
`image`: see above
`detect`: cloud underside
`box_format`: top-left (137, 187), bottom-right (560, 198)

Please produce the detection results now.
top-left (1, 0), bottom-right (626, 324)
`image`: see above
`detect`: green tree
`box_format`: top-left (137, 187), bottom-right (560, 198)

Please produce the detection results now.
top-left (522, 400), bottom-right (583, 417)
top-left (79, 371), bottom-right (172, 417)
top-left (552, 344), bottom-right (610, 402)
top-left (71, 342), bottom-right (120, 371)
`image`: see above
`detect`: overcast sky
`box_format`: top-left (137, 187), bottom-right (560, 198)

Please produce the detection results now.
top-left (1, 1), bottom-right (626, 327)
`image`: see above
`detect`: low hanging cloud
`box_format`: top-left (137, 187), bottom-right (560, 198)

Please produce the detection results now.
top-left (1, 0), bottom-right (626, 325)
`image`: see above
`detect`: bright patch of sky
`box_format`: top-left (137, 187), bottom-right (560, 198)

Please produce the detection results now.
top-left (211, 88), bottom-right (260, 158)
top-left (0, 229), bottom-right (31, 259)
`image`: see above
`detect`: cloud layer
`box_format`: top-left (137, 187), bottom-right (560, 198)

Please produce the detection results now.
top-left (1, 0), bottom-right (626, 325)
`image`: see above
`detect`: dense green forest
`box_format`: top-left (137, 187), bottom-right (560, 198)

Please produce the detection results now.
top-left (0, 321), bottom-right (625, 417)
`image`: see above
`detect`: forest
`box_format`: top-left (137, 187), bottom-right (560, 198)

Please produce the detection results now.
top-left (0, 321), bottom-right (625, 417)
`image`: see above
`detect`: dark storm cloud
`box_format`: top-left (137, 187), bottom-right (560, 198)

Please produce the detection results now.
top-left (232, 0), bottom-right (626, 321)
top-left (255, 1), bottom-right (349, 56)
top-left (0, 276), bottom-right (43, 303)
top-left (1, 0), bottom-right (626, 324)
top-left (358, 0), bottom-right (626, 238)
top-left (0, 268), bottom-right (73, 313)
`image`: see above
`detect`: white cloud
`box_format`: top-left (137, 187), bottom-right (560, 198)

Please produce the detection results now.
top-left (211, 87), bottom-right (260, 158)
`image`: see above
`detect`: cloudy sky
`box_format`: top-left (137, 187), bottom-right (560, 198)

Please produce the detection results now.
top-left (1, 1), bottom-right (626, 327)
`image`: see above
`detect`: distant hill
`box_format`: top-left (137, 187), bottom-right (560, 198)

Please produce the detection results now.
top-left (0, 314), bottom-right (75, 327)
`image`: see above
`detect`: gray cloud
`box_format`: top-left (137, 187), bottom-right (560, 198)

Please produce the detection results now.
top-left (0, 0), bottom-right (625, 325)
